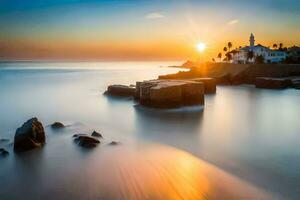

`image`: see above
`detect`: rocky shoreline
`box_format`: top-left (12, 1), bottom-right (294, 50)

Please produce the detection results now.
top-left (0, 118), bottom-right (120, 158)
top-left (159, 62), bottom-right (300, 89)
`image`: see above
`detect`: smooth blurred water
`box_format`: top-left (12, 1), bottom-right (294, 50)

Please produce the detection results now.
top-left (0, 62), bottom-right (300, 200)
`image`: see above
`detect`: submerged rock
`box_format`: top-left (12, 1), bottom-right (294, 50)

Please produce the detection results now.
top-left (91, 131), bottom-right (103, 138)
top-left (104, 84), bottom-right (136, 97)
top-left (14, 118), bottom-right (46, 152)
top-left (74, 135), bottom-right (100, 148)
top-left (51, 122), bottom-right (65, 128)
top-left (0, 148), bottom-right (9, 157)
top-left (109, 141), bottom-right (120, 145)
top-left (73, 133), bottom-right (87, 138)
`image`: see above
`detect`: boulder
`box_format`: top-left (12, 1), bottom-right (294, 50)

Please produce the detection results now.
top-left (73, 133), bottom-right (86, 138)
top-left (137, 80), bottom-right (205, 108)
top-left (104, 84), bottom-right (136, 97)
top-left (51, 122), bottom-right (65, 128)
top-left (255, 77), bottom-right (289, 89)
top-left (109, 141), bottom-right (120, 145)
top-left (91, 131), bottom-right (102, 138)
top-left (0, 148), bottom-right (9, 157)
top-left (14, 118), bottom-right (46, 152)
top-left (74, 135), bottom-right (100, 148)
top-left (190, 78), bottom-right (216, 94)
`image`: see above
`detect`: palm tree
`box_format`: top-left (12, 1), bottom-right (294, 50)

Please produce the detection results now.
top-left (279, 43), bottom-right (283, 50)
top-left (228, 42), bottom-right (232, 52)
top-left (217, 53), bottom-right (222, 62)
top-left (273, 44), bottom-right (278, 49)
top-left (223, 47), bottom-right (228, 52)
top-left (226, 53), bottom-right (232, 61)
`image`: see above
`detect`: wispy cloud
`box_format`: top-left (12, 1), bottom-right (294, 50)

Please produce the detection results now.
top-left (145, 12), bottom-right (165, 19)
top-left (227, 19), bottom-right (239, 25)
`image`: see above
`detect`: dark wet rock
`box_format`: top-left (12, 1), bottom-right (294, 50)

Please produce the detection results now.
top-left (73, 133), bottom-right (87, 138)
top-left (255, 77), bottom-right (289, 89)
top-left (109, 141), bottom-right (120, 145)
top-left (91, 131), bottom-right (102, 138)
top-left (0, 148), bottom-right (9, 157)
top-left (14, 118), bottom-right (45, 152)
top-left (51, 122), bottom-right (65, 128)
top-left (74, 135), bottom-right (100, 148)
top-left (104, 84), bottom-right (136, 97)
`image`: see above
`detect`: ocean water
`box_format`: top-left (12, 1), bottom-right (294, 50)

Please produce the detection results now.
top-left (0, 62), bottom-right (300, 200)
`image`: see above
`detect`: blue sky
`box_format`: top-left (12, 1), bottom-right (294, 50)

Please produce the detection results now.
top-left (0, 0), bottom-right (299, 60)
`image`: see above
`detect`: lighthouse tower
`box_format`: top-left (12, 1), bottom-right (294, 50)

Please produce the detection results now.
top-left (249, 33), bottom-right (255, 48)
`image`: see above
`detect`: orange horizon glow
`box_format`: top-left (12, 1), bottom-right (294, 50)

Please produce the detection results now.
top-left (1, 1), bottom-right (299, 61)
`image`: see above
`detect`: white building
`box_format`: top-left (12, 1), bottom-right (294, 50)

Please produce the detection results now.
top-left (231, 33), bottom-right (286, 64)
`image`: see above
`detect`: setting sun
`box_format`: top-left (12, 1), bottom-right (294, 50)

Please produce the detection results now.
top-left (196, 43), bottom-right (206, 52)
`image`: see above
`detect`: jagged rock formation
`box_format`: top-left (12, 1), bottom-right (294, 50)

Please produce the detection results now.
top-left (91, 131), bottom-right (103, 138)
top-left (14, 118), bottom-right (45, 152)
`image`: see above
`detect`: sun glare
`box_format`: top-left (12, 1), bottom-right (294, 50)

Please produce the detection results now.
top-left (196, 43), bottom-right (206, 52)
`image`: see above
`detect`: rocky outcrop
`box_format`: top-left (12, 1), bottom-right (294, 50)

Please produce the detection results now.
top-left (51, 122), bottom-right (65, 128)
top-left (109, 141), bottom-right (120, 145)
top-left (159, 63), bottom-right (300, 87)
top-left (137, 80), bottom-right (204, 108)
top-left (255, 77), bottom-right (290, 89)
top-left (73, 134), bottom-right (100, 148)
top-left (104, 84), bottom-right (136, 97)
top-left (191, 78), bottom-right (217, 94)
top-left (91, 131), bottom-right (102, 138)
top-left (0, 148), bottom-right (9, 157)
top-left (14, 118), bottom-right (46, 152)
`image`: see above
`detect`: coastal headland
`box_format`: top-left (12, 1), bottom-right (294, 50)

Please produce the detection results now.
top-left (104, 62), bottom-right (300, 109)
top-left (159, 62), bottom-right (300, 88)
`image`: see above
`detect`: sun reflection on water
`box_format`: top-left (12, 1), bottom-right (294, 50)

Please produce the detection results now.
top-left (86, 144), bottom-right (271, 200)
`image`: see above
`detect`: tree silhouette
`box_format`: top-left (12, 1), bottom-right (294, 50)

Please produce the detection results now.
top-left (217, 53), bottom-right (222, 62)
top-left (273, 44), bottom-right (278, 49)
top-left (226, 52), bottom-right (232, 61)
top-left (228, 42), bottom-right (232, 52)
top-left (279, 43), bottom-right (283, 50)
top-left (223, 47), bottom-right (227, 52)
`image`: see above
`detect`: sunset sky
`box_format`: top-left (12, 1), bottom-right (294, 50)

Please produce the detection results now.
top-left (0, 0), bottom-right (299, 61)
